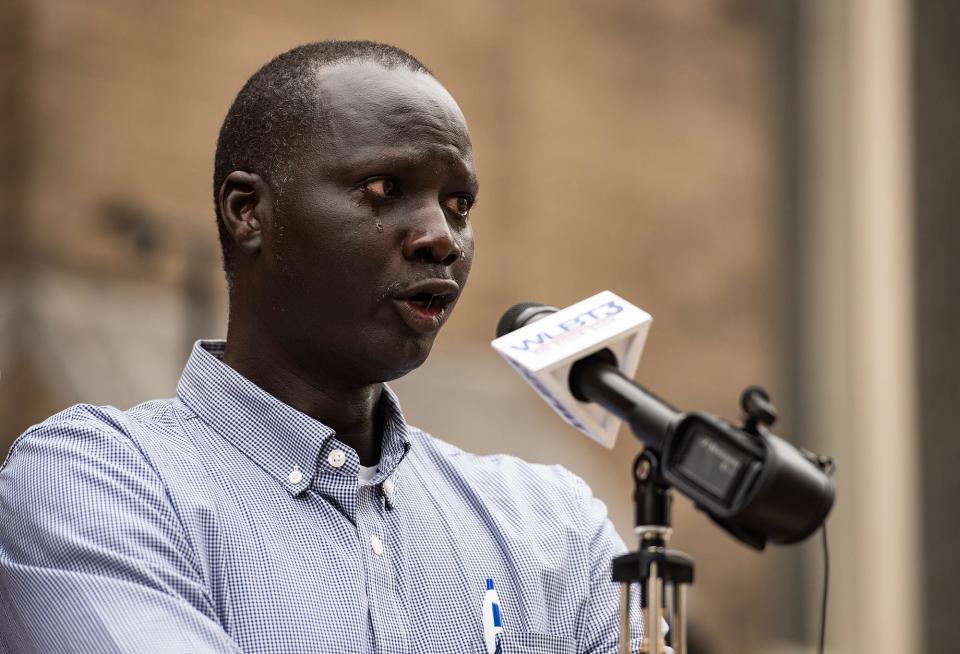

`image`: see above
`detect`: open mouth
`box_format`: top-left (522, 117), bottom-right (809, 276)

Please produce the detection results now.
top-left (392, 280), bottom-right (460, 333)
top-left (406, 292), bottom-right (449, 316)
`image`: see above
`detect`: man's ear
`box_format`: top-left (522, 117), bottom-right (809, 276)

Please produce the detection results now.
top-left (219, 171), bottom-right (272, 255)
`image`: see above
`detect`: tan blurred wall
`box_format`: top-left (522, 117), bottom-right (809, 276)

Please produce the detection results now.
top-left (0, 1), bottom-right (801, 652)
top-left (795, 1), bottom-right (922, 652)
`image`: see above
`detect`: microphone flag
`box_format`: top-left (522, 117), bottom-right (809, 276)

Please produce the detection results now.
top-left (490, 291), bottom-right (652, 448)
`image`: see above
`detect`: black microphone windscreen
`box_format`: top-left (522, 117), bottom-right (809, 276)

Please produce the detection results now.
top-left (495, 302), bottom-right (558, 338)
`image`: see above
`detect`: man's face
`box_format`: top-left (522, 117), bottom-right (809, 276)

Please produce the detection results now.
top-left (256, 62), bottom-right (478, 385)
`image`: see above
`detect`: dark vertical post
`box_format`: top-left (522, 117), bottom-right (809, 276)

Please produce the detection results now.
top-left (913, 2), bottom-right (960, 650)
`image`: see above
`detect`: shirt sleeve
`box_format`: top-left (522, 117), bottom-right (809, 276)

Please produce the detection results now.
top-left (0, 407), bottom-right (241, 654)
top-left (564, 469), bottom-right (645, 654)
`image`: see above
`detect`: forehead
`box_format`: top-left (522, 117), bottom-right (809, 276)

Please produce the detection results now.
top-left (311, 62), bottom-right (474, 174)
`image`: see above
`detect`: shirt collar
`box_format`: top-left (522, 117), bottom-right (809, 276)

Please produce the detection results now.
top-left (176, 340), bottom-right (411, 496)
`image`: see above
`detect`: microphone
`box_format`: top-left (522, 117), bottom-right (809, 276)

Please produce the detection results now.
top-left (490, 291), bottom-right (652, 448)
top-left (493, 293), bottom-right (836, 549)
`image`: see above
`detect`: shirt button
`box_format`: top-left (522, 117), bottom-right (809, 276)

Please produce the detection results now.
top-left (370, 535), bottom-right (384, 556)
top-left (287, 469), bottom-right (303, 484)
top-left (382, 478), bottom-right (396, 496)
top-left (327, 449), bottom-right (346, 468)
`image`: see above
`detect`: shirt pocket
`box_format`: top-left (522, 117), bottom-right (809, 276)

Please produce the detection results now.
top-left (495, 632), bottom-right (575, 654)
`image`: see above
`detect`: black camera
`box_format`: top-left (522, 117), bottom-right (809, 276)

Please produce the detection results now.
top-left (662, 407), bottom-right (835, 549)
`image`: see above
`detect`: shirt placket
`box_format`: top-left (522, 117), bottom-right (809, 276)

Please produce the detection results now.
top-left (314, 436), bottom-right (409, 654)
top-left (356, 480), bottom-right (409, 653)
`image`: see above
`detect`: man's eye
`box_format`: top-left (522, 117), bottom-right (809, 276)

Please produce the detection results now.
top-left (363, 178), bottom-right (402, 199)
top-left (443, 195), bottom-right (473, 218)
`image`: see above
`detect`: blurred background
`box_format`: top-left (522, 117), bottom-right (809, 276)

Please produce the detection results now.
top-left (1, 0), bottom-right (956, 652)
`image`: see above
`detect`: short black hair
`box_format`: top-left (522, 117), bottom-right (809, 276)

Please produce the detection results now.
top-left (213, 41), bottom-right (432, 280)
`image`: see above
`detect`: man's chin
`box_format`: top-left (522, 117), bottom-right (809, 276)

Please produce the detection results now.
top-left (336, 331), bottom-right (437, 385)
top-left (375, 337), bottom-right (435, 382)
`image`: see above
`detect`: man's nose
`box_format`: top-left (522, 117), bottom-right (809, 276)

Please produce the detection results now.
top-left (401, 203), bottom-right (462, 266)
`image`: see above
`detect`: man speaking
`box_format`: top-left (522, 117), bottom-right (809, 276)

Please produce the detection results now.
top-left (0, 42), bottom-right (636, 653)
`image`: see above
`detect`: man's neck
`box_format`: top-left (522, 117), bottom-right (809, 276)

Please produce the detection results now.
top-left (221, 330), bottom-right (384, 466)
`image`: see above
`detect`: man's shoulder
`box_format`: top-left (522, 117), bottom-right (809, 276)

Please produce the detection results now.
top-left (2, 399), bottom-right (184, 471)
top-left (405, 426), bottom-right (593, 517)
top-left (407, 425), bottom-right (580, 478)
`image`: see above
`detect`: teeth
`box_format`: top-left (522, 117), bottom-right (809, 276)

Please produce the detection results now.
top-left (406, 292), bottom-right (449, 311)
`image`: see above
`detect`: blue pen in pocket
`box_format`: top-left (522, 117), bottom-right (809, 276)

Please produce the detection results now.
top-left (482, 578), bottom-right (504, 654)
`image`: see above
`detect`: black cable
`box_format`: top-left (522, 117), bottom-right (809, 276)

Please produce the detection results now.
top-left (816, 456), bottom-right (835, 654)
top-left (818, 523), bottom-right (829, 654)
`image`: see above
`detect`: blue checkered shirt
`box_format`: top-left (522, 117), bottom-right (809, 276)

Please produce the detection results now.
top-left (0, 340), bottom-right (641, 653)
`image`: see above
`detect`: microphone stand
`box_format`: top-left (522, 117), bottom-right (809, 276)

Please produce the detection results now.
top-left (614, 450), bottom-right (694, 654)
